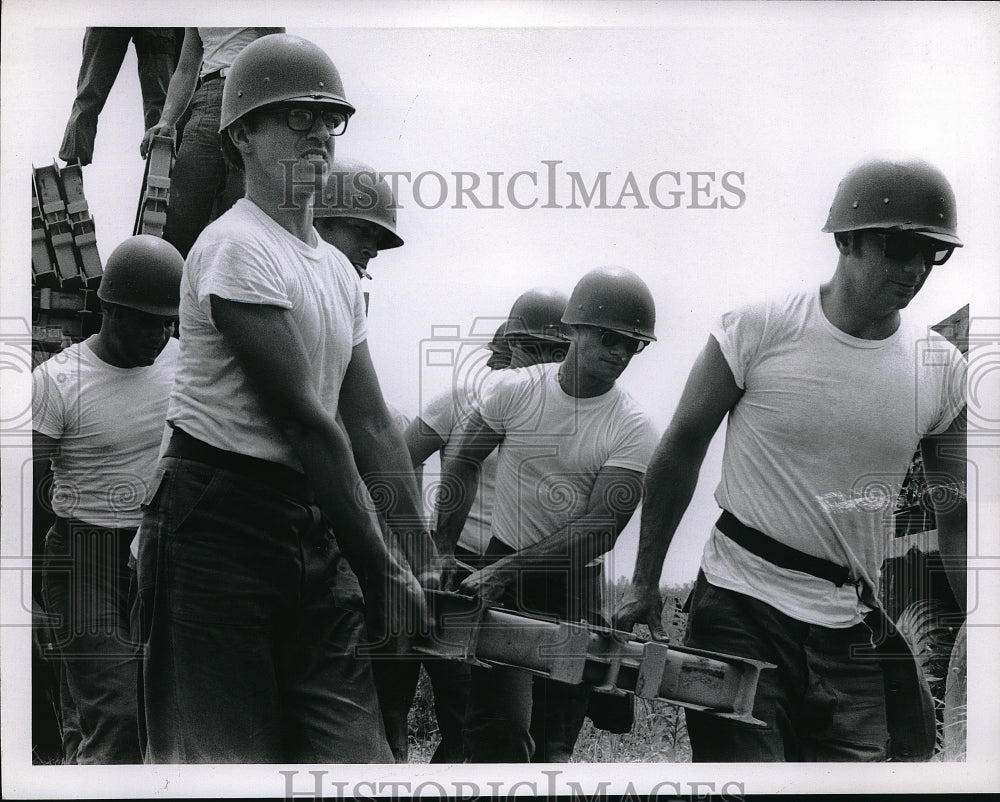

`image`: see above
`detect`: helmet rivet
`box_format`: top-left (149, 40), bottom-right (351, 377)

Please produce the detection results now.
top-left (851, 201), bottom-right (859, 209)
top-left (883, 197), bottom-right (890, 204)
top-left (263, 77), bottom-right (270, 86)
top-left (319, 81), bottom-right (325, 88)
top-left (237, 91), bottom-right (244, 97)
top-left (938, 213), bottom-right (944, 219)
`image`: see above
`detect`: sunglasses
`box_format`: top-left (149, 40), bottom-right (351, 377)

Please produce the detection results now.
top-left (598, 328), bottom-right (646, 354)
top-left (870, 231), bottom-right (954, 267)
top-left (268, 105), bottom-right (349, 136)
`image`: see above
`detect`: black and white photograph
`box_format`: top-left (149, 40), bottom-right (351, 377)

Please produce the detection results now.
top-left (1, 0), bottom-right (998, 798)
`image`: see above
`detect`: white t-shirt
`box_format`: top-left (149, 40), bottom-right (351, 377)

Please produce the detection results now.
top-left (197, 28), bottom-right (264, 77)
top-left (419, 375), bottom-right (501, 555)
top-left (478, 362), bottom-right (658, 554)
top-left (167, 199), bottom-right (367, 470)
top-left (703, 288), bottom-right (966, 626)
top-left (32, 337), bottom-right (179, 528)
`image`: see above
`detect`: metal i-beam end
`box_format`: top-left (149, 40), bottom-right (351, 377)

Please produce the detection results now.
top-left (411, 590), bottom-right (490, 667)
top-left (677, 702), bottom-right (769, 728)
top-left (660, 643), bottom-right (775, 726)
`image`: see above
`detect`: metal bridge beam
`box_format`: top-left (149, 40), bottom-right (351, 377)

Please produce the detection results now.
top-left (411, 590), bottom-right (773, 726)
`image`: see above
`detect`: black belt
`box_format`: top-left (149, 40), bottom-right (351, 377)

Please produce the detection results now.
top-left (199, 68), bottom-right (225, 84)
top-left (52, 516), bottom-right (137, 539)
top-left (165, 427), bottom-right (312, 503)
top-left (715, 509), bottom-right (852, 587)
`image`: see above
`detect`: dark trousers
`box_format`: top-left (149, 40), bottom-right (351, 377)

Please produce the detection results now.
top-left (371, 543), bottom-right (479, 763)
top-left (59, 28), bottom-right (178, 165)
top-left (136, 453), bottom-right (392, 763)
top-left (41, 518), bottom-right (141, 764)
top-left (163, 76), bottom-right (244, 257)
top-left (683, 571), bottom-right (889, 762)
top-left (462, 539), bottom-right (601, 763)
top-left (371, 652), bottom-right (471, 763)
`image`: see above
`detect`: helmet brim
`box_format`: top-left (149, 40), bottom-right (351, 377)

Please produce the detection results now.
top-left (281, 94), bottom-right (356, 114)
top-left (100, 299), bottom-right (180, 317)
top-left (313, 213), bottom-right (404, 249)
top-left (561, 319), bottom-right (658, 343)
top-left (606, 328), bottom-right (657, 343)
top-left (901, 228), bottom-right (964, 248)
top-left (137, 304), bottom-right (180, 317)
top-left (822, 222), bottom-right (964, 248)
top-left (376, 228), bottom-right (404, 250)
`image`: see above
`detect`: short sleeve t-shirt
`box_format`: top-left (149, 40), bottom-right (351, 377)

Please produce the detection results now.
top-left (703, 289), bottom-right (966, 626)
top-left (167, 199), bottom-right (367, 470)
top-left (479, 362), bottom-right (658, 554)
top-left (33, 337), bottom-right (178, 527)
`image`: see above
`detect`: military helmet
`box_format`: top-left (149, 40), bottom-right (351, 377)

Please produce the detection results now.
top-left (562, 266), bottom-right (656, 342)
top-left (485, 322), bottom-right (512, 369)
top-left (97, 235), bottom-right (184, 316)
top-left (504, 287), bottom-right (571, 343)
top-left (822, 155), bottom-right (962, 247)
top-left (486, 321), bottom-right (510, 354)
top-left (219, 33), bottom-right (355, 131)
top-left (314, 158), bottom-right (403, 250)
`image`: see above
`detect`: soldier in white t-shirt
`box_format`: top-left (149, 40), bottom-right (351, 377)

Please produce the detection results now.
top-left (33, 235), bottom-right (183, 764)
top-left (411, 288), bottom-right (572, 572)
top-left (313, 156), bottom-right (433, 764)
top-left (435, 267), bottom-right (659, 762)
top-left (135, 34), bottom-right (435, 764)
top-left (403, 288), bottom-right (571, 762)
top-left (614, 156), bottom-right (968, 762)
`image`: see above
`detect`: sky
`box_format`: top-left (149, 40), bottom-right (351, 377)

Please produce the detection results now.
top-left (2, 0), bottom-right (999, 796)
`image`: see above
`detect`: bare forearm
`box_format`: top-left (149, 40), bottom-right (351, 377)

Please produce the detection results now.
top-left (283, 418), bottom-right (398, 587)
top-left (153, 30), bottom-right (201, 128)
top-left (350, 418), bottom-right (436, 574)
top-left (404, 417), bottom-right (445, 469)
top-left (481, 468), bottom-right (644, 591)
top-left (631, 437), bottom-right (705, 589)
top-left (492, 516), bottom-right (618, 574)
top-left (157, 74), bottom-right (197, 128)
top-left (434, 459), bottom-right (479, 556)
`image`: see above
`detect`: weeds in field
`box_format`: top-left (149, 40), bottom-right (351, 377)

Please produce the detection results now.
top-left (572, 697), bottom-right (692, 763)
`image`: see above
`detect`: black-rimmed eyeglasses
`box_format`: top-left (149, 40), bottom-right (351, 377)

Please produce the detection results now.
top-left (268, 105), bottom-right (350, 136)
